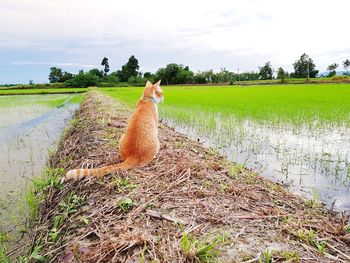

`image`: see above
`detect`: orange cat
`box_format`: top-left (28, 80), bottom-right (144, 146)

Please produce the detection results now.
top-left (64, 80), bottom-right (164, 181)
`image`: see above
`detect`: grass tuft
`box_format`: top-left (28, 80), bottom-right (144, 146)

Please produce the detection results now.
top-left (180, 232), bottom-right (227, 262)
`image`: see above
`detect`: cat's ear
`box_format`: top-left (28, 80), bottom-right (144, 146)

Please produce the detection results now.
top-left (154, 80), bottom-right (161, 87)
top-left (146, 80), bottom-right (153, 87)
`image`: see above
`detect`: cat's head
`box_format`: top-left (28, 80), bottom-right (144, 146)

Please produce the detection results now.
top-left (144, 80), bottom-right (164, 103)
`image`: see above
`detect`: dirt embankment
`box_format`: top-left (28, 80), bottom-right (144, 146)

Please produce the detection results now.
top-left (28, 91), bottom-right (349, 262)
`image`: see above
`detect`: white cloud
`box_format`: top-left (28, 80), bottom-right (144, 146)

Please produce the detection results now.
top-left (1, 0), bottom-right (350, 74)
top-left (10, 61), bottom-right (97, 68)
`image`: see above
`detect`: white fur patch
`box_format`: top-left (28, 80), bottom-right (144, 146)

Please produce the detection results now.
top-left (65, 169), bottom-right (77, 180)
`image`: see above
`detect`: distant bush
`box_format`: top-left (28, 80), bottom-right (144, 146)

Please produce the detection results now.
top-left (98, 82), bottom-right (132, 87)
top-left (64, 72), bottom-right (101, 88)
top-left (331, 75), bottom-right (350, 81)
top-left (128, 76), bottom-right (146, 86)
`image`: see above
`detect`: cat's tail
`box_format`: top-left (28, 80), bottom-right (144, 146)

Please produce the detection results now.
top-left (63, 158), bottom-right (137, 181)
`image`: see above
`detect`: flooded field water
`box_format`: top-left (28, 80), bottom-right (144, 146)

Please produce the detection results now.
top-left (161, 112), bottom-right (350, 211)
top-left (0, 94), bottom-right (79, 238)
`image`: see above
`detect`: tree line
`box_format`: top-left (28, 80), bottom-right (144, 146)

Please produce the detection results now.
top-left (48, 54), bottom-right (350, 87)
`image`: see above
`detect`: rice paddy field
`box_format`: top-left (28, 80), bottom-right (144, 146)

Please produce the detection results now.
top-left (0, 94), bottom-right (81, 245)
top-left (0, 87), bottom-right (87, 95)
top-left (102, 84), bottom-right (350, 211)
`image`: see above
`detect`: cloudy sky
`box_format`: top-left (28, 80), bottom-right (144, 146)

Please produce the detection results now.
top-left (1, 0), bottom-right (349, 84)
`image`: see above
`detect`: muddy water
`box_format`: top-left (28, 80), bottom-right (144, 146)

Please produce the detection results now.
top-left (0, 95), bottom-right (79, 237)
top-left (162, 116), bottom-right (350, 212)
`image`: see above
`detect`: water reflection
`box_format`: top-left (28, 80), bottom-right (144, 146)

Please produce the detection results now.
top-left (162, 114), bottom-right (350, 211)
top-left (0, 95), bottom-right (78, 237)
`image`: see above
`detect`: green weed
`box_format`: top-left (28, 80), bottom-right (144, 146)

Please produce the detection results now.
top-left (33, 168), bottom-right (64, 193)
top-left (180, 232), bottom-right (227, 262)
top-left (116, 197), bottom-right (134, 211)
top-left (47, 193), bottom-right (84, 241)
top-left (228, 164), bottom-right (242, 179)
top-left (260, 249), bottom-right (272, 263)
top-left (58, 193), bottom-right (85, 215)
top-left (113, 177), bottom-right (137, 192)
top-left (219, 183), bottom-right (228, 193)
top-left (345, 225), bottom-right (350, 233)
top-left (296, 229), bottom-right (317, 245)
top-left (0, 245), bottom-right (10, 263)
top-left (0, 232), bottom-right (8, 243)
top-left (49, 228), bottom-right (59, 242)
top-left (296, 229), bottom-right (327, 254)
top-left (29, 245), bottom-right (46, 262)
top-left (25, 190), bottom-right (39, 220)
top-left (305, 189), bottom-right (321, 209)
top-left (282, 250), bottom-right (300, 261)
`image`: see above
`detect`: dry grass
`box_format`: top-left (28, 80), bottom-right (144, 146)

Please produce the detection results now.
top-left (23, 91), bottom-right (350, 262)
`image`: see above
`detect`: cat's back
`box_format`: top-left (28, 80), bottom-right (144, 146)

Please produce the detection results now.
top-left (127, 100), bottom-right (158, 134)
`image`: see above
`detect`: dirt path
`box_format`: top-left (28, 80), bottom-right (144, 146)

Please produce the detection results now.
top-left (25, 91), bottom-right (350, 262)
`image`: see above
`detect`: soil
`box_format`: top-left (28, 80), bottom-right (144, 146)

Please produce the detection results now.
top-left (24, 91), bottom-right (350, 262)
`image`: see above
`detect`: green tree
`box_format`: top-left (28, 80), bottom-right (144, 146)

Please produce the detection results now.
top-left (125, 55), bottom-right (139, 79)
top-left (238, 72), bottom-right (259, 81)
top-left (193, 71), bottom-right (209, 84)
top-left (215, 68), bottom-right (234, 83)
top-left (101, 57), bottom-right (110, 76)
top-left (327, 63), bottom-right (338, 77)
top-left (48, 67), bottom-right (63, 83)
top-left (277, 67), bottom-right (288, 82)
top-left (343, 59), bottom-right (350, 75)
top-left (89, 68), bottom-right (104, 78)
top-left (292, 53), bottom-right (318, 78)
top-left (259, 62), bottom-right (273, 80)
top-left (117, 55), bottom-right (140, 82)
top-left (155, 63), bottom-right (193, 84)
top-left (103, 72), bottom-right (120, 83)
top-left (143, 72), bottom-right (156, 83)
top-left (60, 71), bottom-right (74, 82)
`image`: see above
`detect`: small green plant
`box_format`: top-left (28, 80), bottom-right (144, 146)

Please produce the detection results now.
top-left (0, 232), bottom-right (8, 243)
top-left (116, 197), bottom-right (134, 211)
top-left (180, 232), bottom-right (226, 262)
top-left (25, 190), bottom-right (39, 220)
top-left (19, 226), bottom-right (28, 234)
top-left (314, 240), bottom-right (327, 254)
top-left (0, 245), bottom-right (10, 263)
top-left (49, 227), bottom-right (59, 242)
top-left (202, 180), bottom-right (213, 188)
top-left (146, 203), bottom-right (155, 209)
top-left (345, 225), bottom-right (350, 233)
top-left (18, 256), bottom-right (28, 263)
top-left (33, 168), bottom-right (64, 193)
top-left (47, 195), bottom-right (84, 242)
top-left (296, 229), bottom-right (326, 254)
top-left (296, 229), bottom-right (316, 245)
top-left (305, 189), bottom-right (321, 209)
top-left (79, 216), bottom-right (90, 225)
top-left (219, 183), bottom-right (228, 193)
top-left (244, 173), bottom-right (258, 185)
top-left (29, 245), bottom-right (46, 262)
top-left (113, 177), bottom-right (137, 192)
top-left (58, 193), bottom-right (85, 215)
top-left (53, 215), bottom-right (63, 228)
top-left (282, 251), bottom-right (300, 261)
top-left (228, 164), bottom-right (242, 179)
top-left (260, 249), bottom-right (272, 263)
